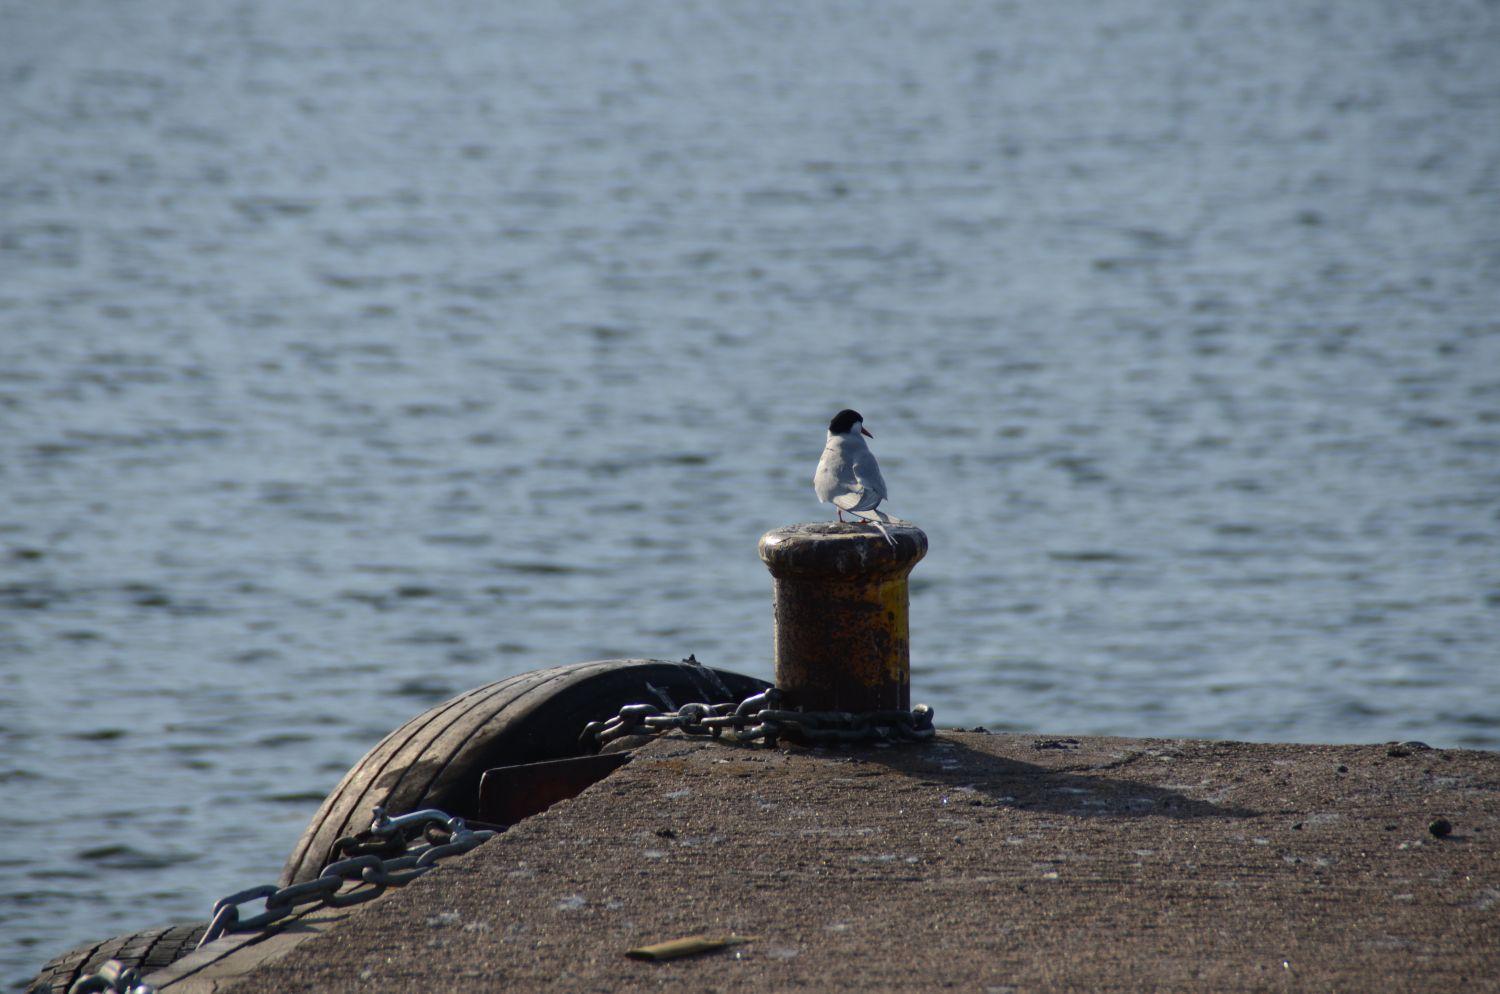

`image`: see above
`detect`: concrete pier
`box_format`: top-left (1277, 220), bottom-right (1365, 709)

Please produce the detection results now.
top-left (149, 732), bottom-right (1499, 993)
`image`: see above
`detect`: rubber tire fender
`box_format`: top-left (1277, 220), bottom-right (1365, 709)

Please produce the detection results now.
top-left (279, 658), bottom-right (768, 885)
top-left (27, 922), bottom-right (208, 994)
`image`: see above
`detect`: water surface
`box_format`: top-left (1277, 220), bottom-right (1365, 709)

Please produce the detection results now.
top-left (3, 0), bottom-right (1498, 984)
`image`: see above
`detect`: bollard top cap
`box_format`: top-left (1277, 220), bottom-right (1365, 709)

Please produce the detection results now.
top-left (758, 521), bottom-right (927, 579)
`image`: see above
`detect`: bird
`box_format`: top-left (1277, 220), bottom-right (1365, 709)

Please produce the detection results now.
top-left (813, 408), bottom-right (889, 524)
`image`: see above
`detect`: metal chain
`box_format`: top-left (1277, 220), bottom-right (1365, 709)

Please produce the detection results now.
top-left (67, 960), bottom-right (155, 994)
top-left (580, 686), bottom-right (936, 749)
top-left (62, 810), bottom-right (493, 992)
top-left (196, 807), bottom-right (495, 949)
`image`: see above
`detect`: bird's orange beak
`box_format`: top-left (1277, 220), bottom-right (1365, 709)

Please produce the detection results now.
top-left (861, 426), bottom-right (874, 438)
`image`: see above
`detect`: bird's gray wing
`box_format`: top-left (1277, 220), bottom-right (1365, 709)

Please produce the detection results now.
top-left (855, 449), bottom-right (888, 502)
top-left (831, 488), bottom-right (873, 511)
top-left (831, 449), bottom-right (886, 512)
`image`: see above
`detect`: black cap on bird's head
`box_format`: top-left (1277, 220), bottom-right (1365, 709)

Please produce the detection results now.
top-left (828, 408), bottom-right (874, 437)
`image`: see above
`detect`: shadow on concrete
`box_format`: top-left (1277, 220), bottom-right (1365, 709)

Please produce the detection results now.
top-left (861, 738), bottom-right (1258, 820)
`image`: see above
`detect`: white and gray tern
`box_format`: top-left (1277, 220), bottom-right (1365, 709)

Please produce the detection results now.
top-left (813, 408), bottom-right (889, 523)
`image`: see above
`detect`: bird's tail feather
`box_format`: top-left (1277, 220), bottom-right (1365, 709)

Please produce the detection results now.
top-left (850, 508), bottom-right (898, 547)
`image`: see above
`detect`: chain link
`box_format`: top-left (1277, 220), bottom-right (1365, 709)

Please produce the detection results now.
top-left (196, 807), bottom-right (495, 949)
top-left (67, 960), bottom-right (155, 994)
top-left (580, 686), bottom-right (935, 749)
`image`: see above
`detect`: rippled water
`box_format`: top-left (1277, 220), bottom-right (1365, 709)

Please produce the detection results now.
top-left (4, 0), bottom-right (1499, 983)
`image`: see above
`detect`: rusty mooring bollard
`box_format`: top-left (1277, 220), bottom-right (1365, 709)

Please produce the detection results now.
top-left (757, 521), bottom-right (928, 713)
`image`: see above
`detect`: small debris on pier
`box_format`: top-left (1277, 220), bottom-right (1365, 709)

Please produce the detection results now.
top-left (625, 935), bottom-right (754, 961)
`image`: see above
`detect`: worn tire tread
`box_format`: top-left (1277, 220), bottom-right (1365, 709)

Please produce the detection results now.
top-left (279, 659), bottom-right (766, 885)
top-left (27, 923), bottom-right (206, 994)
top-left (279, 662), bottom-right (597, 885)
